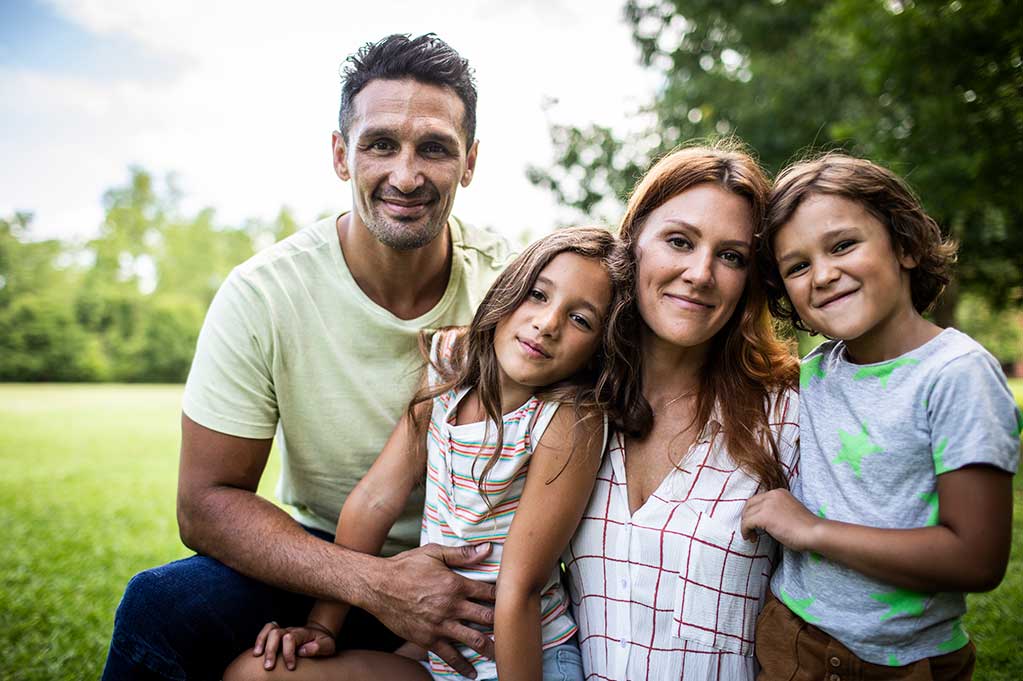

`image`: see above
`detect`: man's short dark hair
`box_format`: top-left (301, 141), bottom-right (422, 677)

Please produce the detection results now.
top-left (339, 33), bottom-right (477, 148)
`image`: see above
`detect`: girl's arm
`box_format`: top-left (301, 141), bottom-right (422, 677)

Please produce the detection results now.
top-left (257, 401), bottom-right (429, 670)
top-left (741, 464), bottom-right (1013, 593)
top-left (495, 408), bottom-right (604, 681)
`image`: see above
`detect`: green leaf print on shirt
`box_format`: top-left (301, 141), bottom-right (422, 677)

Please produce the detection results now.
top-left (801, 355), bottom-right (826, 388)
top-left (852, 357), bottom-right (920, 389)
top-left (936, 619), bottom-right (970, 653)
top-left (834, 425), bottom-right (884, 477)
top-left (887, 654), bottom-right (901, 666)
top-left (921, 491), bottom-right (939, 526)
top-left (1015, 410), bottom-right (1023, 438)
top-left (780, 589), bottom-right (820, 623)
top-left (932, 437), bottom-right (951, 475)
top-left (871, 588), bottom-right (928, 620)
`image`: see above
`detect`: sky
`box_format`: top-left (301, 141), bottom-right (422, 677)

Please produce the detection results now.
top-left (0, 0), bottom-right (659, 244)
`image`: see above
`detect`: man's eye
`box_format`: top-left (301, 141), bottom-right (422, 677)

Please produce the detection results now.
top-left (422, 142), bottom-right (448, 155)
top-left (369, 140), bottom-right (394, 151)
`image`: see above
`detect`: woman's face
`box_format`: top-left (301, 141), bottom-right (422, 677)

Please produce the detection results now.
top-left (632, 183), bottom-right (753, 353)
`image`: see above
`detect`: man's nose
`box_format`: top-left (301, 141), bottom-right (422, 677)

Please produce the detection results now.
top-left (390, 150), bottom-right (424, 194)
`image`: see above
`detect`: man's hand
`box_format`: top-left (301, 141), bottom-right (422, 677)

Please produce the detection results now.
top-left (740, 488), bottom-right (821, 550)
top-left (252, 621), bottom-right (336, 671)
top-left (367, 542), bottom-right (496, 678)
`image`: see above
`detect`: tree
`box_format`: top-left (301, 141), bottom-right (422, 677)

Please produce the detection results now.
top-left (530, 0), bottom-right (1023, 323)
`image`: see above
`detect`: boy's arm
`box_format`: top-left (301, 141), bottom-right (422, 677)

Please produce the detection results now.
top-left (495, 408), bottom-right (604, 681)
top-left (741, 464), bottom-right (1013, 593)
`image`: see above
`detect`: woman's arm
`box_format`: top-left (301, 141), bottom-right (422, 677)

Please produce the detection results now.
top-left (495, 408), bottom-right (605, 681)
top-left (741, 464), bottom-right (1013, 593)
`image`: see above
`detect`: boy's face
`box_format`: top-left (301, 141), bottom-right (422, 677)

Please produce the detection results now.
top-left (774, 193), bottom-right (917, 351)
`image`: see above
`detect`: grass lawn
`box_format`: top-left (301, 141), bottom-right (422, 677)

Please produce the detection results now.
top-left (0, 383), bottom-right (1020, 680)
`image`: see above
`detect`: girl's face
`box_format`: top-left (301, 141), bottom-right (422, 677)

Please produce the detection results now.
top-left (493, 251), bottom-right (612, 406)
top-left (773, 193), bottom-right (917, 354)
top-left (633, 183), bottom-right (753, 355)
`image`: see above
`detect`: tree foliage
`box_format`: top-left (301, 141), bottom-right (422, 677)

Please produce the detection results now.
top-left (530, 0), bottom-right (1023, 320)
top-left (0, 168), bottom-right (301, 382)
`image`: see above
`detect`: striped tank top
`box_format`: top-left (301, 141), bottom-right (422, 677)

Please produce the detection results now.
top-left (421, 330), bottom-right (578, 679)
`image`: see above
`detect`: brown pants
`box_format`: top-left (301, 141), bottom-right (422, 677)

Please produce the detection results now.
top-left (755, 592), bottom-right (975, 681)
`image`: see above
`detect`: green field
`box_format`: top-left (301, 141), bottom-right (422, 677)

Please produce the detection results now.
top-left (1, 383), bottom-right (1020, 680)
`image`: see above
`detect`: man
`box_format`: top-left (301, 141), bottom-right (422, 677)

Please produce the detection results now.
top-left (102, 34), bottom-right (512, 681)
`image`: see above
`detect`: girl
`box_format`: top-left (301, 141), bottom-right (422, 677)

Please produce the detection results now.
top-left (743, 153), bottom-right (1021, 680)
top-left (225, 227), bottom-right (630, 681)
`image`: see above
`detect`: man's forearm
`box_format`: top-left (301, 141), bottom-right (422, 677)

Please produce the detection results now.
top-left (179, 485), bottom-right (381, 607)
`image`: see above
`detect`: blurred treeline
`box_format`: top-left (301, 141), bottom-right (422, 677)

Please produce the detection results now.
top-left (530, 0), bottom-right (1022, 366)
top-left (0, 170), bottom-right (299, 382)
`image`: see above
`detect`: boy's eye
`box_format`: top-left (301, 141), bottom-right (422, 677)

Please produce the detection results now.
top-left (784, 262), bottom-right (808, 278)
top-left (833, 239), bottom-right (856, 253)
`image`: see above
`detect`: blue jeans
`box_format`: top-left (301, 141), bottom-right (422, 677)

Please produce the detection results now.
top-left (427, 641), bottom-right (582, 681)
top-left (101, 528), bottom-right (400, 681)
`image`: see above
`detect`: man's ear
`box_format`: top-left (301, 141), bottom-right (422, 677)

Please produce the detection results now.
top-left (461, 139), bottom-right (479, 187)
top-left (332, 130), bottom-right (350, 181)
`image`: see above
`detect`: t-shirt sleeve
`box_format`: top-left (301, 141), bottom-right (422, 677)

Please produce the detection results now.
top-left (926, 350), bottom-right (1021, 475)
top-left (181, 271), bottom-right (279, 439)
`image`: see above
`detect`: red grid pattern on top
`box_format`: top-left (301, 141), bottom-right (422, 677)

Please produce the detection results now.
top-left (564, 391), bottom-right (798, 680)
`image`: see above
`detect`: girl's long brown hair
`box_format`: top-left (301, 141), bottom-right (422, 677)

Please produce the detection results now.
top-left (407, 227), bottom-right (632, 500)
top-left (616, 140), bottom-right (799, 491)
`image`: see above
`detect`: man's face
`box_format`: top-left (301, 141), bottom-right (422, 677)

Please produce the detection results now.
top-left (333, 78), bottom-right (477, 251)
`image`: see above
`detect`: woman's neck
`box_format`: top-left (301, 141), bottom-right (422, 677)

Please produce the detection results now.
top-left (640, 330), bottom-right (706, 403)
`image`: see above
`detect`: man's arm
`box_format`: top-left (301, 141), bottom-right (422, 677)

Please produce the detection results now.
top-left (176, 413), bottom-right (496, 677)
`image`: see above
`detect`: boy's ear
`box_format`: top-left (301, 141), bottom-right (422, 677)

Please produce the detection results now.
top-left (896, 244), bottom-right (919, 270)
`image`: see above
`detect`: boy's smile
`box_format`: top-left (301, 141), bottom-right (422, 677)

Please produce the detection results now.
top-left (774, 193), bottom-right (925, 363)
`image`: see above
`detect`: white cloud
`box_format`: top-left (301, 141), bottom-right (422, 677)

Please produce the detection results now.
top-left (5, 1), bottom-right (658, 242)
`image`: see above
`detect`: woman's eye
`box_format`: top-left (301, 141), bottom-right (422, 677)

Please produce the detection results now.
top-left (667, 236), bottom-right (692, 250)
top-left (721, 250), bottom-right (747, 267)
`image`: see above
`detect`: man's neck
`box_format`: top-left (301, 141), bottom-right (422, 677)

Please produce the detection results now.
top-left (337, 213), bottom-right (453, 320)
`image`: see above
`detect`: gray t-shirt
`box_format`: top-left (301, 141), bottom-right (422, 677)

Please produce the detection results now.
top-left (771, 328), bottom-right (1021, 666)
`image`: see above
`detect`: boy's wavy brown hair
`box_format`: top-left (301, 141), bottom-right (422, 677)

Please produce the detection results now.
top-left (759, 152), bottom-right (958, 333)
top-left (407, 226), bottom-right (633, 498)
top-left (615, 140), bottom-right (799, 491)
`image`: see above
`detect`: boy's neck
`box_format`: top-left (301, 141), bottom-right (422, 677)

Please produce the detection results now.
top-left (843, 307), bottom-right (943, 364)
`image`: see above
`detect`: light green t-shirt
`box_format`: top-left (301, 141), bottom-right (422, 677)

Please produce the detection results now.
top-left (182, 214), bottom-right (512, 555)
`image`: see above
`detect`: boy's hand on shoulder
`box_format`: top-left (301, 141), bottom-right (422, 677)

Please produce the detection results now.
top-left (741, 488), bottom-right (821, 551)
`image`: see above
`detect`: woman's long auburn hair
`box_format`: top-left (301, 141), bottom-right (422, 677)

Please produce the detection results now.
top-left (615, 140), bottom-right (799, 491)
top-left (407, 226), bottom-right (632, 499)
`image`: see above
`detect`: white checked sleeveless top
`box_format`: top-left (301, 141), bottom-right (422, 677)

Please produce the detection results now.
top-left (420, 330), bottom-right (579, 679)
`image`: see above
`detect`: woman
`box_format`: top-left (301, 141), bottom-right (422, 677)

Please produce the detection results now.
top-left (564, 143), bottom-right (800, 680)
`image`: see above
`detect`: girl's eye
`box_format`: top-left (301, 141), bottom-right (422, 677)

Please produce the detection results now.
top-left (570, 313), bottom-right (593, 330)
top-left (720, 250), bottom-right (748, 267)
top-left (528, 288), bottom-right (546, 302)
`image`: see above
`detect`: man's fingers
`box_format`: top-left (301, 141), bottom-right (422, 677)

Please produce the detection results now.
top-left (454, 600), bottom-right (495, 627)
top-left (445, 622), bottom-right (495, 660)
top-left (253, 621), bottom-right (277, 655)
top-left (459, 576), bottom-right (497, 603)
top-left (439, 542), bottom-right (491, 568)
top-left (431, 640), bottom-right (477, 679)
